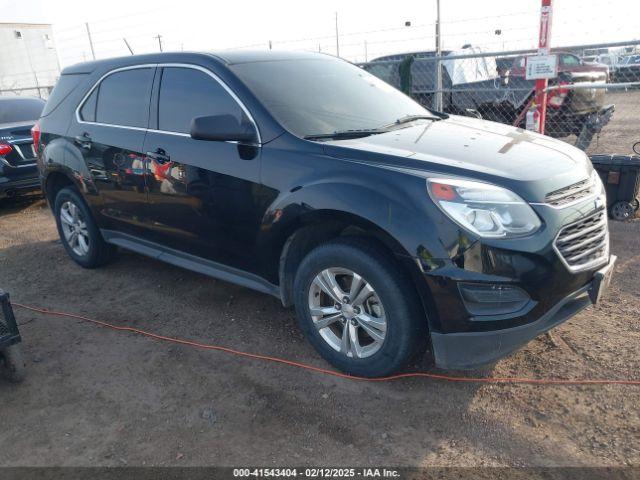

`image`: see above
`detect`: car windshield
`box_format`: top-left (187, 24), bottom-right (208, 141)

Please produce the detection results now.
top-left (231, 58), bottom-right (431, 138)
top-left (0, 97), bottom-right (45, 124)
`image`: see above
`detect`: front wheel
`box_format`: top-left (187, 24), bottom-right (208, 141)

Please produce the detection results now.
top-left (293, 238), bottom-right (428, 377)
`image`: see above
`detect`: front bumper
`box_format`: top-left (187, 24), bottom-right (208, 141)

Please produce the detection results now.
top-left (430, 255), bottom-right (616, 369)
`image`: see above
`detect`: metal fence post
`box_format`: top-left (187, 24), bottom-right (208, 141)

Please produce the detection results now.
top-left (434, 0), bottom-right (443, 112)
top-left (533, 0), bottom-right (553, 134)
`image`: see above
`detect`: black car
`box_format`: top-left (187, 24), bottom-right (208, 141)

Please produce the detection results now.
top-left (0, 96), bottom-right (45, 200)
top-left (36, 51), bottom-right (615, 377)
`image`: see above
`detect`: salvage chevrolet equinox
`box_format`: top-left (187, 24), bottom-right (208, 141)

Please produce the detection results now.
top-left (35, 51), bottom-right (615, 377)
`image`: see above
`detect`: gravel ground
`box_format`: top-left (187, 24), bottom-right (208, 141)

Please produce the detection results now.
top-left (584, 90), bottom-right (638, 156)
top-left (0, 196), bottom-right (638, 468)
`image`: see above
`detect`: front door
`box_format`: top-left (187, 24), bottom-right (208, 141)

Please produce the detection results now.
top-left (68, 67), bottom-right (155, 238)
top-left (141, 66), bottom-right (263, 274)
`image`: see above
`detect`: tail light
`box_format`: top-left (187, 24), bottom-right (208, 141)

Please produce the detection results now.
top-left (0, 143), bottom-right (13, 156)
top-left (547, 81), bottom-right (569, 108)
top-left (31, 121), bottom-right (41, 153)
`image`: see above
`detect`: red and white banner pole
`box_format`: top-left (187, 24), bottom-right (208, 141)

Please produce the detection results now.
top-left (534, 0), bottom-right (553, 134)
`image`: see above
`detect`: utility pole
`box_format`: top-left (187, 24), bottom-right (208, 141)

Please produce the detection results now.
top-left (123, 38), bottom-right (134, 55)
top-left (434, 0), bottom-right (443, 111)
top-left (85, 23), bottom-right (96, 60)
top-left (155, 34), bottom-right (163, 52)
top-left (364, 40), bottom-right (368, 62)
top-left (268, 40), bottom-right (273, 50)
top-left (335, 12), bottom-right (340, 57)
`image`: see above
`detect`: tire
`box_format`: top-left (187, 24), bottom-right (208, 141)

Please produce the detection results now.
top-left (1, 344), bottom-right (26, 383)
top-left (54, 187), bottom-right (116, 268)
top-left (293, 237), bottom-right (428, 377)
top-left (610, 201), bottom-right (635, 221)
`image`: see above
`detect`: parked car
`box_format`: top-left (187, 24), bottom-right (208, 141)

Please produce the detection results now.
top-left (612, 54), bottom-right (640, 83)
top-left (508, 51), bottom-right (609, 79)
top-left (361, 48), bottom-right (614, 151)
top-left (0, 96), bottom-right (45, 201)
top-left (36, 51), bottom-right (615, 377)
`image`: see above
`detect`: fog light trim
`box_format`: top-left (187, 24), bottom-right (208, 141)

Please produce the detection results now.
top-left (458, 283), bottom-right (532, 317)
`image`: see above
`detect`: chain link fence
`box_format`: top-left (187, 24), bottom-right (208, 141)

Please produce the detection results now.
top-left (360, 40), bottom-right (640, 155)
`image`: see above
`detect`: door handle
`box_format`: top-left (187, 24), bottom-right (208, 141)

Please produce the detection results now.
top-left (74, 133), bottom-right (92, 149)
top-left (146, 148), bottom-right (171, 164)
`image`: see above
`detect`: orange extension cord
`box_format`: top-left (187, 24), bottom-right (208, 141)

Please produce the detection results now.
top-left (12, 302), bottom-right (640, 386)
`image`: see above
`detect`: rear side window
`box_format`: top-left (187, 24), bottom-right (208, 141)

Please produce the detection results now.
top-left (80, 68), bottom-right (154, 128)
top-left (41, 74), bottom-right (84, 117)
top-left (0, 97), bottom-right (45, 124)
top-left (157, 67), bottom-right (243, 134)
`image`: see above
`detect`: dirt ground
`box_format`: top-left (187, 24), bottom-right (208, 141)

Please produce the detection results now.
top-left (0, 195), bottom-right (638, 468)
top-left (584, 90), bottom-right (638, 156)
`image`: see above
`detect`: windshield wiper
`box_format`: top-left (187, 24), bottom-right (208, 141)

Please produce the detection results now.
top-left (304, 129), bottom-right (388, 141)
top-left (382, 113), bottom-right (448, 129)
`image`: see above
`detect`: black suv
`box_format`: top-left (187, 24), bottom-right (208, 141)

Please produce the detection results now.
top-left (0, 96), bottom-right (45, 200)
top-left (36, 51), bottom-right (615, 377)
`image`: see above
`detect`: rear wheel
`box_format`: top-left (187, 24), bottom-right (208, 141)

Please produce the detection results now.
top-left (293, 238), bottom-right (428, 377)
top-left (54, 187), bottom-right (116, 268)
top-left (610, 201), bottom-right (635, 221)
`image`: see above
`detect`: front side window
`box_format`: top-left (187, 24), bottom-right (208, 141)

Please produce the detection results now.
top-left (79, 68), bottom-right (154, 128)
top-left (157, 67), bottom-right (244, 134)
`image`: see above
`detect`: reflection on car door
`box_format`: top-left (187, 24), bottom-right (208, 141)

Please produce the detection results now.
top-left (68, 67), bottom-right (155, 237)
top-left (142, 66), bottom-right (264, 274)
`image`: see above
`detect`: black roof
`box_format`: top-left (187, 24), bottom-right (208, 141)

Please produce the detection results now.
top-left (61, 50), bottom-right (336, 75)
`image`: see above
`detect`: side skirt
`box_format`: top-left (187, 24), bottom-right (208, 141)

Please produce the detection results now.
top-left (101, 230), bottom-right (281, 299)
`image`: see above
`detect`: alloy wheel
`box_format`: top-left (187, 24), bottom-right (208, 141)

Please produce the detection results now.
top-left (308, 267), bottom-right (387, 358)
top-left (59, 201), bottom-right (90, 257)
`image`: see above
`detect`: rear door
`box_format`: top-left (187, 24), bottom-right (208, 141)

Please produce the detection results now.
top-left (67, 66), bottom-right (155, 237)
top-left (141, 65), bottom-right (263, 273)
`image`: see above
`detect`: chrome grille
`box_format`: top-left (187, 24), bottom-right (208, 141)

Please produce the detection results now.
top-left (554, 210), bottom-right (609, 271)
top-left (545, 177), bottom-right (596, 207)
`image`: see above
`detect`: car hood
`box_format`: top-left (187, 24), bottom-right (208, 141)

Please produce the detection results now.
top-left (322, 115), bottom-right (592, 203)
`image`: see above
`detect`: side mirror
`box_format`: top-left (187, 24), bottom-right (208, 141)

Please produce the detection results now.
top-left (190, 114), bottom-right (258, 143)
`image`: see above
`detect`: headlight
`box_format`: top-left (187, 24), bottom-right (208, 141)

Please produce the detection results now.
top-left (427, 178), bottom-right (541, 238)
